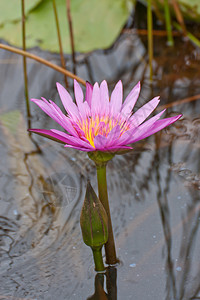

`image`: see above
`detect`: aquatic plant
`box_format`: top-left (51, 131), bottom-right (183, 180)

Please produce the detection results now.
top-left (29, 80), bottom-right (182, 268)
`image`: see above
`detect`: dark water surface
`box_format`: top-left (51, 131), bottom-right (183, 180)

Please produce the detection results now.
top-left (0, 29), bottom-right (200, 300)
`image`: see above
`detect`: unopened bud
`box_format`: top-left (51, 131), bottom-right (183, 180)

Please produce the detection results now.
top-left (80, 181), bottom-right (108, 248)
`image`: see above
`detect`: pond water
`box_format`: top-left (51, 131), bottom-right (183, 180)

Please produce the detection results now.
top-left (0, 20), bottom-right (200, 300)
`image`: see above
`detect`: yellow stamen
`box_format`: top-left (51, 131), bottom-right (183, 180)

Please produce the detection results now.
top-left (78, 115), bottom-right (130, 147)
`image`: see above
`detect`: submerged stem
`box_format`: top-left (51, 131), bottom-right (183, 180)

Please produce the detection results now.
top-left (96, 162), bottom-right (117, 265)
top-left (92, 247), bottom-right (105, 272)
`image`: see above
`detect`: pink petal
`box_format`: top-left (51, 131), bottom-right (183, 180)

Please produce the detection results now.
top-left (125, 109), bottom-right (166, 144)
top-left (100, 80), bottom-right (109, 116)
top-left (29, 126), bottom-right (95, 151)
top-left (31, 98), bottom-right (55, 119)
top-left (94, 134), bottom-right (107, 150)
top-left (76, 100), bottom-right (91, 121)
top-left (72, 122), bottom-right (89, 140)
top-left (51, 129), bottom-right (95, 150)
top-left (31, 98), bottom-right (78, 137)
top-left (129, 96), bottom-right (160, 127)
top-left (50, 129), bottom-right (74, 139)
top-left (121, 81), bottom-right (141, 118)
top-left (135, 114), bottom-right (182, 141)
top-left (106, 125), bottom-right (121, 146)
top-left (28, 128), bottom-right (70, 144)
top-left (85, 81), bottom-right (93, 107)
top-left (74, 79), bottom-right (84, 107)
top-left (91, 82), bottom-right (101, 117)
top-left (112, 126), bottom-right (138, 146)
top-left (64, 144), bottom-right (94, 152)
top-left (48, 99), bottom-right (64, 116)
top-left (116, 109), bottom-right (166, 146)
top-left (82, 101), bottom-right (91, 118)
top-left (56, 82), bottom-right (80, 121)
top-left (94, 121), bottom-right (106, 136)
top-left (110, 80), bottom-right (123, 116)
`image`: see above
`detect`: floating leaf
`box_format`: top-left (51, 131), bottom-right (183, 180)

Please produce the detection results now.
top-left (0, 0), bottom-right (42, 25)
top-left (0, 0), bottom-right (134, 53)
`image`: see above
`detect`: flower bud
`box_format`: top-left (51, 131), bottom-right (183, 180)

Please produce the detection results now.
top-left (80, 181), bottom-right (108, 248)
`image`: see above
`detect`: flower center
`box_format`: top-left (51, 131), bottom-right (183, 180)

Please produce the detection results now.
top-left (79, 115), bottom-right (130, 147)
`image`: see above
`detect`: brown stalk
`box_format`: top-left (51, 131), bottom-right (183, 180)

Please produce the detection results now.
top-left (123, 28), bottom-right (180, 37)
top-left (147, 0), bottom-right (153, 80)
top-left (171, 0), bottom-right (187, 37)
top-left (158, 94), bottom-right (200, 110)
top-left (66, 0), bottom-right (76, 75)
top-left (52, 0), bottom-right (68, 88)
top-left (0, 43), bottom-right (86, 86)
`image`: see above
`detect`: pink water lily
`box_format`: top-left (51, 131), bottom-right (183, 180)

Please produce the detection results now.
top-left (29, 80), bottom-right (182, 152)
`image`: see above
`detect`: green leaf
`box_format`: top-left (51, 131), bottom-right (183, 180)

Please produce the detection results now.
top-left (0, 0), bottom-right (134, 53)
top-left (0, 0), bottom-right (42, 25)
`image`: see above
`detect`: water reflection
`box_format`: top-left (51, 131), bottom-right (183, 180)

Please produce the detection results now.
top-left (155, 134), bottom-right (177, 300)
top-left (154, 129), bottom-right (200, 300)
top-left (87, 273), bottom-right (107, 300)
top-left (87, 267), bottom-right (117, 300)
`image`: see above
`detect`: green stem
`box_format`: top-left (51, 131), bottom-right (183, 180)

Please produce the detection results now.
top-left (92, 247), bottom-right (105, 272)
top-left (147, 0), bottom-right (153, 81)
top-left (96, 162), bottom-right (117, 265)
top-left (21, 0), bottom-right (31, 125)
top-left (164, 0), bottom-right (174, 46)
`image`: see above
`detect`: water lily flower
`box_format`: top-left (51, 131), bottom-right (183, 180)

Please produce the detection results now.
top-left (29, 80), bottom-right (182, 152)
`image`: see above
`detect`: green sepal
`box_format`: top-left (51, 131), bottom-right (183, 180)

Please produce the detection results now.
top-left (88, 151), bottom-right (115, 165)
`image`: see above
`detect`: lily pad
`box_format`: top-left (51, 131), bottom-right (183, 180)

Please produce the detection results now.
top-left (0, 0), bottom-right (134, 53)
top-left (0, 0), bottom-right (42, 25)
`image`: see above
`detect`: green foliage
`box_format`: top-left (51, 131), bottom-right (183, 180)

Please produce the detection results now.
top-left (0, 0), bottom-right (42, 25)
top-left (0, 0), bottom-right (133, 53)
top-left (146, 0), bottom-right (200, 21)
top-left (179, 0), bottom-right (200, 21)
